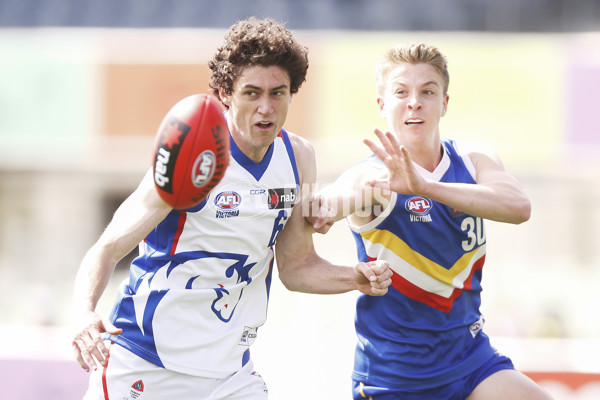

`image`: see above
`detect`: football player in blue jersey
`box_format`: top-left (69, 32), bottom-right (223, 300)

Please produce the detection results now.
top-left (307, 43), bottom-right (553, 400)
top-left (71, 17), bottom-right (391, 400)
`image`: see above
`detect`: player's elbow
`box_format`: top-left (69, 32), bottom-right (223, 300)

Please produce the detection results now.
top-left (511, 197), bottom-right (531, 224)
top-left (278, 268), bottom-right (302, 292)
top-left (278, 276), bottom-right (297, 292)
top-left (277, 256), bottom-right (310, 293)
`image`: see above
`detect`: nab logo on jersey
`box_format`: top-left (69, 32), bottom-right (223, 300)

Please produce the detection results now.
top-left (405, 196), bottom-right (432, 215)
top-left (267, 188), bottom-right (296, 209)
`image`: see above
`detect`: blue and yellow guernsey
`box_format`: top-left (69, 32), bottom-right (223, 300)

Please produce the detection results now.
top-left (350, 138), bottom-right (497, 390)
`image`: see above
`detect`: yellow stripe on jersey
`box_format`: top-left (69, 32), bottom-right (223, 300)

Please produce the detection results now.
top-left (361, 228), bottom-right (483, 287)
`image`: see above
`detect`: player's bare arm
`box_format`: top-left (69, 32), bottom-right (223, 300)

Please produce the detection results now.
top-left (464, 144), bottom-right (531, 223)
top-left (365, 129), bottom-right (531, 224)
top-left (71, 169), bottom-right (172, 372)
top-left (275, 132), bottom-right (391, 296)
top-left (306, 158), bottom-right (391, 233)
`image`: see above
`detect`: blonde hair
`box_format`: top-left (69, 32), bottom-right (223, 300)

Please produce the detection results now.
top-left (375, 43), bottom-right (449, 96)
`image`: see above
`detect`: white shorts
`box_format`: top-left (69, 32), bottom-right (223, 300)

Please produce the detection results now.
top-left (83, 342), bottom-right (268, 400)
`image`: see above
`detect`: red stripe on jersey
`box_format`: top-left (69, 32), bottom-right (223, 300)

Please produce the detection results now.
top-left (389, 255), bottom-right (486, 313)
top-left (170, 211), bottom-right (187, 255)
top-left (462, 254), bottom-right (485, 291)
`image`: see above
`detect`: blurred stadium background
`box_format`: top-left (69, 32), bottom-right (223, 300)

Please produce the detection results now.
top-left (0, 1), bottom-right (599, 399)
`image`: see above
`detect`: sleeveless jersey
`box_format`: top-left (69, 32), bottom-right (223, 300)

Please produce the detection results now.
top-left (350, 138), bottom-right (496, 390)
top-left (106, 129), bottom-right (299, 378)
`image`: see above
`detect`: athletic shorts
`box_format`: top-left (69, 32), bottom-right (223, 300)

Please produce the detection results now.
top-left (352, 353), bottom-right (514, 400)
top-left (83, 342), bottom-right (269, 400)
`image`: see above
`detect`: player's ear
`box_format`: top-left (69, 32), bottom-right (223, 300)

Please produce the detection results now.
top-left (218, 87), bottom-right (231, 107)
top-left (376, 96), bottom-right (385, 118)
top-left (441, 93), bottom-right (449, 117)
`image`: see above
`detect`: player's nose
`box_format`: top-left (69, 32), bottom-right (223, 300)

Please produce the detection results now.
top-left (408, 96), bottom-right (422, 110)
top-left (257, 95), bottom-right (275, 114)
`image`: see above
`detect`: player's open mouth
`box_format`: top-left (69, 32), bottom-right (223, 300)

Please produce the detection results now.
top-left (405, 119), bottom-right (424, 125)
top-left (256, 122), bottom-right (273, 129)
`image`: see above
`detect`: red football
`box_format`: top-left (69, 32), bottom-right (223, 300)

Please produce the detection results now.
top-left (152, 94), bottom-right (230, 209)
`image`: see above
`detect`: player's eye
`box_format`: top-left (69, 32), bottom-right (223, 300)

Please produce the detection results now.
top-left (272, 88), bottom-right (289, 97)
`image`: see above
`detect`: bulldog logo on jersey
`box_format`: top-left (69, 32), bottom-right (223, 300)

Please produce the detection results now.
top-left (211, 256), bottom-right (257, 322)
top-left (268, 188), bottom-right (296, 209)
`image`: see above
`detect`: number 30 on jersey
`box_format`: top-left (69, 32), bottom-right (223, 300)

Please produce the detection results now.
top-left (461, 216), bottom-right (486, 251)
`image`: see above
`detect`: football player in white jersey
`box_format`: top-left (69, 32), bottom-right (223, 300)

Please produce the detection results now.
top-left (71, 17), bottom-right (391, 400)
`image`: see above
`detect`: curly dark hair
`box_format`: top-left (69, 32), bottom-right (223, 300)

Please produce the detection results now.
top-left (208, 17), bottom-right (309, 107)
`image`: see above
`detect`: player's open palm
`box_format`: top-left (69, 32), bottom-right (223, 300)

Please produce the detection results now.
top-left (363, 128), bottom-right (425, 196)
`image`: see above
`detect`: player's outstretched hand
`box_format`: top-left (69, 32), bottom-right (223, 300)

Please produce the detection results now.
top-left (363, 128), bottom-right (425, 196)
top-left (355, 260), bottom-right (392, 296)
top-left (72, 311), bottom-right (123, 372)
top-left (304, 193), bottom-right (337, 234)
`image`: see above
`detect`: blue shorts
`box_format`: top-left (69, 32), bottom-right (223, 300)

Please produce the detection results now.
top-left (352, 353), bottom-right (514, 400)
